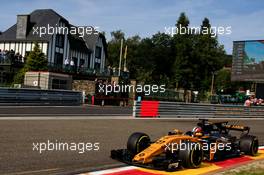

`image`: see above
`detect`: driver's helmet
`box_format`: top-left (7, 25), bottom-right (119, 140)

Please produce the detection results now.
top-left (192, 126), bottom-right (203, 137)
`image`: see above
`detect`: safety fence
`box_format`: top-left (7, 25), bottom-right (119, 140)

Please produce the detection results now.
top-left (0, 88), bottom-right (82, 105)
top-left (133, 100), bottom-right (264, 118)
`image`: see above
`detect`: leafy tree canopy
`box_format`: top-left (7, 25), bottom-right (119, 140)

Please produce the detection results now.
top-left (25, 42), bottom-right (47, 71)
top-left (107, 13), bottom-right (231, 92)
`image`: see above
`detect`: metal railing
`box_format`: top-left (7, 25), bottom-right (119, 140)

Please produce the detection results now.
top-left (47, 62), bottom-right (129, 78)
top-left (0, 56), bottom-right (129, 78)
top-left (0, 57), bottom-right (24, 66)
top-left (0, 88), bottom-right (82, 106)
top-left (48, 62), bottom-right (98, 75)
top-left (133, 100), bottom-right (264, 118)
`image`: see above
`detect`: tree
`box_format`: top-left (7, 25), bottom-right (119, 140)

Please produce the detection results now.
top-left (192, 18), bottom-right (226, 92)
top-left (215, 69), bottom-right (232, 92)
top-left (125, 33), bottom-right (174, 84)
top-left (13, 43), bottom-right (47, 84)
top-left (107, 30), bottom-right (125, 67)
top-left (107, 14), bottom-right (230, 95)
top-left (25, 42), bottom-right (47, 71)
top-left (13, 67), bottom-right (28, 84)
top-left (125, 35), bottom-right (144, 81)
top-left (150, 32), bottom-right (174, 85)
top-left (172, 12), bottom-right (193, 89)
top-left (110, 30), bottom-right (125, 42)
top-left (215, 68), bottom-right (251, 94)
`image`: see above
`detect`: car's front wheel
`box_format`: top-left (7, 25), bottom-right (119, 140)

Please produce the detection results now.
top-left (127, 132), bottom-right (150, 155)
top-left (178, 141), bottom-right (203, 168)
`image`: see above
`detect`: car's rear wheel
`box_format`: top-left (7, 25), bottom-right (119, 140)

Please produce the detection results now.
top-left (240, 135), bottom-right (259, 156)
top-left (127, 132), bottom-right (150, 155)
top-left (178, 141), bottom-right (203, 168)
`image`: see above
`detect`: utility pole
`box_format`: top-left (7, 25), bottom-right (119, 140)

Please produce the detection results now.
top-left (210, 72), bottom-right (215, 96)
top-left (118, 39), bottom-right (123, 76)
top-left (123, 45), bottom-right (127, 71)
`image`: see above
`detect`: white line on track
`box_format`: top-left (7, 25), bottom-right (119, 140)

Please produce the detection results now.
top-left (81, 166), bottom-right (136, 175)
top-left (5, 168), bottom-right (60, 175)
top-left (259, 146), bottom-right (264, 149)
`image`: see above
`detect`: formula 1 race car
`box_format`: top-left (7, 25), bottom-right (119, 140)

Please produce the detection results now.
top-left (110, 119), bottom-right (258, 171)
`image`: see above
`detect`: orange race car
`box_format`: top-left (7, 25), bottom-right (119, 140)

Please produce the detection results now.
top-left (110, 119), bottom-right (258, 171)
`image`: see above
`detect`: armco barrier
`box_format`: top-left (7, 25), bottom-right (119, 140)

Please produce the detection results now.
top-left (0, 88), bottom-right (82, 105)
top-left (133, 100), bottom-right (264, 118)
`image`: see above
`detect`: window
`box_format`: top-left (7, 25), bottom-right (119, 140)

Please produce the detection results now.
top-left (52, 79), bottom-right (67, 89)
top-left (95, 46), bottom-right (102, 59)
top-left (54, 52), bottom-right (63, 65)
top-left (72, 57), bottom-right (78, 67)
top-left (55, 34), bottom-right (65, 48)
top-left (94, 62), bottom-right (100, 70)
top-left (80, 59), bottom-right (85, 66)
top-left (87, 53), bottom-right (91, 68)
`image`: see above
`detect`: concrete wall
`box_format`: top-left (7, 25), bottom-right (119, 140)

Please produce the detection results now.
top-left (72, 80), bottom-right (96, 95)
top-left (24, 71), bottom-right (72, 90)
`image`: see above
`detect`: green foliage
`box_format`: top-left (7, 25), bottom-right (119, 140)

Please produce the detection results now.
top-left (173, 13), bottom-right (193, 89)
top-left (107, 30), bottom-right (125, 67)
top-left (215, 69), bottom-right (232, 91)
top-left (215, 68), bottom-right (251, 94)
top-left (13, 43), bottom-right (47, 84)
top-left (25, 42), bottom-right (47, 71)
top-left (107, 13), bottom-right (230, 92)
top-left (13, 67), bottom-right (28, 84)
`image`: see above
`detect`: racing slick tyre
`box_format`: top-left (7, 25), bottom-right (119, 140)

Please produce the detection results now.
top-left (239, 135), bottom-right (259, 156)
top-left (127, 132), bottom-right (150, 155)
top-left (178, 141), bottom-right (203, 168)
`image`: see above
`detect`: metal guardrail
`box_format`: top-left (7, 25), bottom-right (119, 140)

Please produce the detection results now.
top-left (133, 100), bottom-right (264, 118)
top-left (0, 88), bottom-right (82, 106)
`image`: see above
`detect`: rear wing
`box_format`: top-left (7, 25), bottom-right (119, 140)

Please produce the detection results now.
top-left (224, 124), bottom-right (250, 132)
top-left (198, 119), bottom-right (250, 133)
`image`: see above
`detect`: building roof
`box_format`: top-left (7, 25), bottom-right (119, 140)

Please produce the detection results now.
top-left (0, 9), bottom-right (66, 42)
top-left (83, 29), bottom-right (108, 57)
top-left (0, 9), bottom-right (107, 55)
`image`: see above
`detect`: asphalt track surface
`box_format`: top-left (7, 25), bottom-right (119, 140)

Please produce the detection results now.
top-left (1, 115), bottom-right (264, 175)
